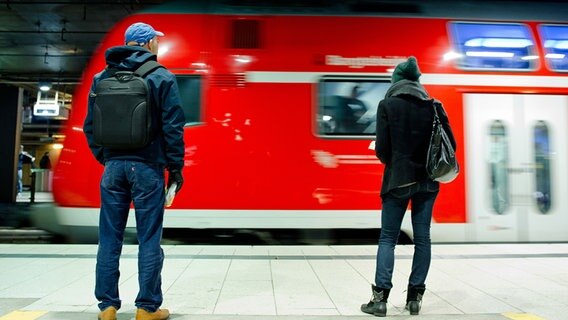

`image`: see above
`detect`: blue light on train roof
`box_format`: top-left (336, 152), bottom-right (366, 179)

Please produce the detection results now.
top-left (464, 38), bottom-right (534, 48)
top-left (521, 55), bottom-right (539, 61)
top-left (539, 25), bottom-right (568, 72)
top-left (466, 51), bottom-right (514, 58)
top-left (544, 40), bottom-right (568, 49)
top-left (449, 22), bottom-right (538, 71)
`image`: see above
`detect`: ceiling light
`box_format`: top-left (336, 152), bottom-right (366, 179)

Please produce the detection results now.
top-left (465, 51), bottom-right (515, 58)
top-left (39, 81), bottom-right (51, 91)
top-left (464, 38), bottom-right (533, 48)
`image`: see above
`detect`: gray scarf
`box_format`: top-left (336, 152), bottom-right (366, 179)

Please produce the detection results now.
top-left (385, 79), bottom-right (429, 100)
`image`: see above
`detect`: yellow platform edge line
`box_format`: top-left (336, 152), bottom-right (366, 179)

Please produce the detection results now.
top-left (0, 311), bottom-right (48, 320)
top-left (503, 312), bottom-right (547, 320)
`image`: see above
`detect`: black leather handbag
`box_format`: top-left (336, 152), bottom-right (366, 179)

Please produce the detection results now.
top-left (426, 100), bottom-right (459, 183)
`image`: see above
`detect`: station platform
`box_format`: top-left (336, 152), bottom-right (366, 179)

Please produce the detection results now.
top-left (0, 243), bottom-right (567, 320)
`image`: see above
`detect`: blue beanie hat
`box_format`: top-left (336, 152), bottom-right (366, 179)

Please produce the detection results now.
top-left (124, 22), bottom-right (164, 46)
top-left (392, 56), bottom-right (421, 84)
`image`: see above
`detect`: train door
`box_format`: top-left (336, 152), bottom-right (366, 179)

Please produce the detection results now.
top-left (465, 94), bottom-right (568, 242)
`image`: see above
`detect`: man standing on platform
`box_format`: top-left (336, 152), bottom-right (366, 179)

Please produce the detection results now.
top-left (83, 22), bottom-right (185, 320)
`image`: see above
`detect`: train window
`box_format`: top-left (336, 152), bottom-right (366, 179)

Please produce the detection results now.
top-left (448, 22), bottom-right (537, 71)
top-left (489, 120), bottom-right (509, 214)
top-left (176, 75), bottom-right (203, 126)
top-left (317, 78), bottom-right (390, 137)
top-left (539, 25), bottom-right (568, 72)
top-left (533, 121), bottom-right (552, 214)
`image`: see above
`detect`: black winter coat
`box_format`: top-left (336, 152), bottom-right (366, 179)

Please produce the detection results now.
top-left (375, 94), bottom-right (456, 196)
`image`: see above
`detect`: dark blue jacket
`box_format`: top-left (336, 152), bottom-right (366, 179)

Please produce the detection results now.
top-left (83, 46), bottom-right (185, 170)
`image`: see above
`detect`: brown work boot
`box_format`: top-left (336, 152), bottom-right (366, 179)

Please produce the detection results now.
top-left (136, 308), bottom-right (170, 320)
top-left (98, 306), bottom-right (117, 320)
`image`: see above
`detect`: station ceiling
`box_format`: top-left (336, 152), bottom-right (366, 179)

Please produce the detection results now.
top-left (0, 0), bottom-right (166, 92)
top-left (0, 1), bottom-right (167, 146)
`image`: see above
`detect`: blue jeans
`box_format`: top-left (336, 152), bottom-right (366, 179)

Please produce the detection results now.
top-left (95, 160), bottom-right (166, 312)
top-left (375, 180), bottom-right (438, 289)
top-left (17, 169), bottom-right (22, 193)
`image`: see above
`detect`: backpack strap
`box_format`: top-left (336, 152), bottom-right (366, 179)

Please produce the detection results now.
top-left (134, 60), bottom-right (163, 77)
top-left (104, 66), bottom-right (119, 77)
top-left (103, 61), bottom-right (162, 78)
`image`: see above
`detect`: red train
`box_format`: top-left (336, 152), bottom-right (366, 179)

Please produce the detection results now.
top-left (42, 1), bottom-right (568, 242)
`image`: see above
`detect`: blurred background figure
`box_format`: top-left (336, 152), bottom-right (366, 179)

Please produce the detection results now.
top-left (335, 85), bottom-right (368, 134)
top-left (17, 145), bottom-right (35, 195)
top-left (39, 152), bottom-right (51, 170)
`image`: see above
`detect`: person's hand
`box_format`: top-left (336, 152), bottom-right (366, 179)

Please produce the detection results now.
top-left (167, 169), bottom-right (183, 194)
top-left (368, 140), bottom-right (376, 151)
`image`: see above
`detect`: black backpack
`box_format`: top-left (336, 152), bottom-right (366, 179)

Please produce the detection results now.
top-left (92, 60), bottom-right (163, 150)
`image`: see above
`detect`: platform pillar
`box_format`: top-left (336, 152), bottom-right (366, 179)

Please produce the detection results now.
top-left (0, 84), bottom-right (23, 203)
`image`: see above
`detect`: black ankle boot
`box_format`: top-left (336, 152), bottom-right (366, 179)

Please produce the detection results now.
top-left (361, 285), bottom-right (390, 317)
top-left (405, 285), bottom-right (425, 315)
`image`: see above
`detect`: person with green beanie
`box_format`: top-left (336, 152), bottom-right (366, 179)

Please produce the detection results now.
top-left (361, 56), bottom-right (456, 317)
top-left (391, 56), bottom-right (422, 84)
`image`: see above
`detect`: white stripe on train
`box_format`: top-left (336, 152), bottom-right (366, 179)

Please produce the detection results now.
top-left (48, 207), bottom-right (468, 242)
top-left (246, 72), bottom-right (568, 88)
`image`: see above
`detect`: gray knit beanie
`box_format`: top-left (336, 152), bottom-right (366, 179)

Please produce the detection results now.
top-left (391, 56), bottom-right (421, 84)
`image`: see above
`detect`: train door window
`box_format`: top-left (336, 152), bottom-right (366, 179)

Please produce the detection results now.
top-left (538, 25), bottom-right (568, 72)
top-left (489, 120), bottom-right (509, 214)
top-left (448, 22), bottom-right (537, 71)
top-left (317, 78), bottom-right (390, 137)
top-left (533, 121), bottom-right (552, 213)
top-left (176, 75), bottom-right (203, 126)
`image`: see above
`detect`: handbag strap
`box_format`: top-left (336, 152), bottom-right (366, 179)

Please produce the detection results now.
top-left (431, 99), bottom-right (441, 124)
